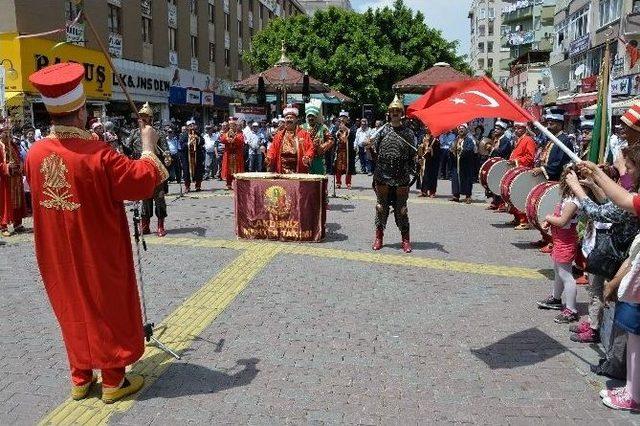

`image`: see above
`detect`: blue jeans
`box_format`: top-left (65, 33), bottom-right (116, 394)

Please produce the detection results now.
top-left (358, 146), bottom-right (368, 173)
top-left (248, 153), bottom-right (263, 172)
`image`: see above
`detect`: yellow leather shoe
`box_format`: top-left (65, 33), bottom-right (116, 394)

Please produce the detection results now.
top-left (71, 376), bottom-right (97, 401)
top-left (101, 374), bottom-right (144, 404)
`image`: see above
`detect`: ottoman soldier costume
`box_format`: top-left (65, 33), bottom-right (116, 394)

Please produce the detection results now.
top-left (371, 95), bottom-right (416, 253)
top-left (125, 103), bottom-right (171, 236)
top-left (301, 101), bottom-right (334, 175)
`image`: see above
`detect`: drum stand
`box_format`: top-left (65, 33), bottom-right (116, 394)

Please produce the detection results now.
top-left (131, 202), bottom-right (181, 360)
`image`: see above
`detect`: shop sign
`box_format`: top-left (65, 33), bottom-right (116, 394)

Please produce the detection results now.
top-left (569, 34), bottom-right (590, 57)
top-left (169, 67), bottom-right (215, 92)
top-left (611, 76), bottom-right (631, 96)
top-left (186, 88), bottom-right (201, 104)
top-left (0, 33), bottom-right (112, 98)
top-left (66, 22), bottom-right (85, 46)
top-left (169, 51), bottom-right (178, 66)
top-left (629, 73), bottom-right (640, 96)
top-left (613, 53), bottom-right (625, 78)
top-left (202, 91), bottom-right (214, 106)
top-left (108, 33), bottom-right (123, 58)
top-left (190, 57), bottom-right (199, 72)
top-left (168, 3), bottom-right (177, 27)
top-left (111, 59), bottom-right (171, 100)
top-left (141, 0), bottom-right (152, 16)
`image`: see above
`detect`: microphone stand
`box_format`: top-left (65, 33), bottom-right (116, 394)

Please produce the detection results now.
top-left (131, 201), bottom-right (181, 360)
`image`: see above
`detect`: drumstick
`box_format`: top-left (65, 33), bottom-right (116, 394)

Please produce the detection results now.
top-left (532, 122), bottom-right (580, 164)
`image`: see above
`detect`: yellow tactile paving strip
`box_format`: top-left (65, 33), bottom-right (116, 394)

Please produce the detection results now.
top-left (39, 244), bottom-right (280, 426)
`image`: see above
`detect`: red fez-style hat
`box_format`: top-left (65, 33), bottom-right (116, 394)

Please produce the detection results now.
top-left (29, 63), bottom-right (86, 115)
top-left (622, 100), bottom-right (640, 133)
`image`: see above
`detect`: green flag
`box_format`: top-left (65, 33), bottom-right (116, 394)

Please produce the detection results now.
top-left (588, 45), bottom-right (611, 164)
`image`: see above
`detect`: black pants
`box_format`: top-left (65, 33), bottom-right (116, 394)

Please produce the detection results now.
top-left (142, 183), bottom-right (168, 219)
top-left (374, 183), bottom-right (410, 234)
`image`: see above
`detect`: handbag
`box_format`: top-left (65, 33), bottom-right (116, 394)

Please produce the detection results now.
top-left (585, 228), bottom-right (627, 280)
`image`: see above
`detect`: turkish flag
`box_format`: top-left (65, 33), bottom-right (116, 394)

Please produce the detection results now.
top-left (408, 77), bottom-right (534, 136)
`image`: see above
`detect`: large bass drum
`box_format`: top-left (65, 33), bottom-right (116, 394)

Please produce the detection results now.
top-left (526, 181), bottom-right (560, 234)
top-left (479, 157), bottom-right (513, 195)
top-left (502, 168), bottom-right (547, 213)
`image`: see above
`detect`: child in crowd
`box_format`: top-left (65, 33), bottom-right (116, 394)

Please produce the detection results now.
top-left (537, 168), bottom-right (581, 323)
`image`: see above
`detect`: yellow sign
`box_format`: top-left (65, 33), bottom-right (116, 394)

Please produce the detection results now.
top-left (0, 33), bottom-right (112, 99)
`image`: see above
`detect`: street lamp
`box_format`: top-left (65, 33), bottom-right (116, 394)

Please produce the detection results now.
top-left (0, 59), bottom-right (18, 81)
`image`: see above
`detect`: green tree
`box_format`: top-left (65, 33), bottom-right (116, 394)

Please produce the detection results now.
top-left (244, 0), bottom-right (470, 115)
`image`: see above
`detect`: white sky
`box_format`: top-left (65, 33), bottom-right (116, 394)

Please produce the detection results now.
top-left (351, 0), bottom-right (473, 58)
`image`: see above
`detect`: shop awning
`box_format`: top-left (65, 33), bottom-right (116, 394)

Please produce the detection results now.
top-left (582, 97), bottom-right (636, 116)
top-left (555, 91), bottom-right (598, 105)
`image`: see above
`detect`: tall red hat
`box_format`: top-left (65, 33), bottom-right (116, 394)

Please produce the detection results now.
top-left (29, 63), bottom-right (86, 116)
top-left (621, 100), bottom-right (640, 133)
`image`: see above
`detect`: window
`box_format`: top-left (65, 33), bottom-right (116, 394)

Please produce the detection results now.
top-left (190, 0), bottom-right (198, 15)
top-left (487, 41), bottom-right (494, 52)
top-left (634, 0), bottom-right (640, 13)
top-left (479, 8), bottom-right (486, 19)
top-left (168, 27), bottom-right (177, 51)
top-left (191, 35), bottom-right (198, 58)
top-left (238, 20), bottom-right (243, 38)
top-left (478, 25), bottom-right (485, 36)
top-left (478, 42), bottom-right (484, 53)
top-left (108, 4), bottom-right (122, 34)
top-left (208, 2), bottom-right (215, 23)
top-left (224, 48), bottom-right (230, 67)
top-left (488, 7), bottom-right (494, 19)
top-left (478, 58), bottom-right (485, 69)
top-left (488, 22), bottom-right (494, 36)
top-left (249, 0), bottom-right (254, 12)
top-left (599, 0), bottom-right (622, 27)
top-left (259, 4), bottom-right (264, 19)
top-left (225, 13), bottom-right (230, 31)
top-left (142, 17), bottom-right (153, 43)
top-left (209, 43), bottom-right (216, 62)
top-left (488, 58), bottom-right (494, 68)
top-left (250, 27), bottom-right (254, 38)
top-left (569, 6), bottom-right (589, 41)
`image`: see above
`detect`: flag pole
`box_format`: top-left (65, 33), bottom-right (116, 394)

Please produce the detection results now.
top-left (481, 77), bottom-right (581, 163)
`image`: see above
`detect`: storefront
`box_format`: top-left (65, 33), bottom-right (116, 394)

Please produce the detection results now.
top-left (0, 33), bottom-right (111, 127)
top-left (107, 58), bottom-right (171, 124)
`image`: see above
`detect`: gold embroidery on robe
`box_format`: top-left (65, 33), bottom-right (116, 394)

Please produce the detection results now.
top-left (39, 153), bottom-right (81, 211)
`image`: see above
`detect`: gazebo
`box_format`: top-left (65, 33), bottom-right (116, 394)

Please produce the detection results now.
top-left (232, 43), bottom-right (331, 115)
top-left (392, 62), bottom-right (472, 95)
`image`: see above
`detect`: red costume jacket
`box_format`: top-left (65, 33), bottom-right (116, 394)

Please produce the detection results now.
top-left (0, 139), bottom-right (26, 226)
top-left (509, 134), bottom-right (536, 168)
top-left (219, 131), bottom-right (245, 180)
top-left (25, 125), bottom-right (168, 370)
top-left (267, 127), bottom-right (314, 173)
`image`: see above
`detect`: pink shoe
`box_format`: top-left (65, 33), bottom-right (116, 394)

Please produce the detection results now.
top-left (570, 327), bottom-right (599, 343)
top-left (569, 320), bottom-right (590, 334)
top-left (603, 392), bottom-right (640, 412)
top-left (600, 386), bottom-right (626, 399)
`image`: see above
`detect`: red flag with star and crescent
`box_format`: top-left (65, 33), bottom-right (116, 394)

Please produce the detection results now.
top-left (408, 77), bottom-right (534, 136)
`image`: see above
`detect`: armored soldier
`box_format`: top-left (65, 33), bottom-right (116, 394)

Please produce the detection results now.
top-left (371, 95), bottom-right (416, 253)
top-left (125, 102), bottom-right (172, 236)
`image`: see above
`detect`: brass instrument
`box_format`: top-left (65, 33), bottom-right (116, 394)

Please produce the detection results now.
top-left (187, 128), bottom-right (198, 179)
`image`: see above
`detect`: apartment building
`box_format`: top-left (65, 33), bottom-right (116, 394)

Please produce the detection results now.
top-left (549, 0), bottom-right (640, 119)
top-left (0, 0), bottom-right (305, 124)
top-left (468, 0), bottom-right (511, 86)
top-left (298, 0), bottom-right (352, 13)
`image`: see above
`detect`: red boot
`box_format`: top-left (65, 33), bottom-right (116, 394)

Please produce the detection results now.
top-left (184, 182), bottom-right (191, 193)
top-left (401, 233), bottom-right (412, 253)
top-left (141, 218), bottom-right (151, 235)
top-left (195, 181), bottom-right (202, 192)
top-left (372, 228), bottom-right (384, 250)
top-left (156, 218), bottom-right (167, 237)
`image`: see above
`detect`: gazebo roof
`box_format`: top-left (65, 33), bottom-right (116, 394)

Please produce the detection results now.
top-left (232, 43), bottom-right (330, 94)
top-left (392, 62), bottom-right (471, 93)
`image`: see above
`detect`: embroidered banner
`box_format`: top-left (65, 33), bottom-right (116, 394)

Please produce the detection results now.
top-left (234, 174), bottom-right (327, 242)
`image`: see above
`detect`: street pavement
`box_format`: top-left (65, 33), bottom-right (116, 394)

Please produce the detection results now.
top-left (1, 173), bottom-right (638, 425)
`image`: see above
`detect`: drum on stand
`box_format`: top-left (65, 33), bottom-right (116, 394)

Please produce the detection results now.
top-left (479, 157), bottom-right (513, 195)
top-left (500, 166), bottom-right (528, 207)
top-left (502, 168), bottom-right (547, 213)
top-left (526, 181), bottom-right (560, 234)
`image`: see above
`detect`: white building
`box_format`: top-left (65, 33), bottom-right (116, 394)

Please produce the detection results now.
top-left (298, 0), bottom-right (353, 14)
top-left (468, 0), bottom-right (511, 86)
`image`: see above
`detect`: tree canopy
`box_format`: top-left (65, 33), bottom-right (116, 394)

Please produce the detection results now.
top-left (244, 0), bottom-right (471, 115)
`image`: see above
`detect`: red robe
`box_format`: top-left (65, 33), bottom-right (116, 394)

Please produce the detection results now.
top-left (24, 125), bottom-right (168, 370)
top-left (0, 140), bottom-right (26, 226)
top-left (267, 127), bottom-right (315, 173)
top-left (219, 131), bottom-right (245, 181)
top-left (510, 134), bottom-right (536, 168)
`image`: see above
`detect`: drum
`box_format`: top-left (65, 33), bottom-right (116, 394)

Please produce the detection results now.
top-left (235, 172), bottom-right (279, 180)
top-left (526, 181), bottom-right (560, 233)
top-left (479, 157), bottom-right (514, 195)
top-left (501, 168), bottom-right (547, 213)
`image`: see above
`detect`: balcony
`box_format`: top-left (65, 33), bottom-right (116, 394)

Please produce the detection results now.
top-left (502, 30), bottom-right (534, 48)
top-left (502, 5), bottom-right (532, 25)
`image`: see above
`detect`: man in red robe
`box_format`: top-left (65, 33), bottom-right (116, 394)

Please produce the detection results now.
top-left (507, 122), bottom-right (537, 230)
top-left (25, 63), bottom-right (169, 404)
top-left (0, 121), bottom-right (27, 236)
top-left (266, 106), bottom-right (314, 173)
top-left (219, 117), bottom-right (245, 189)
